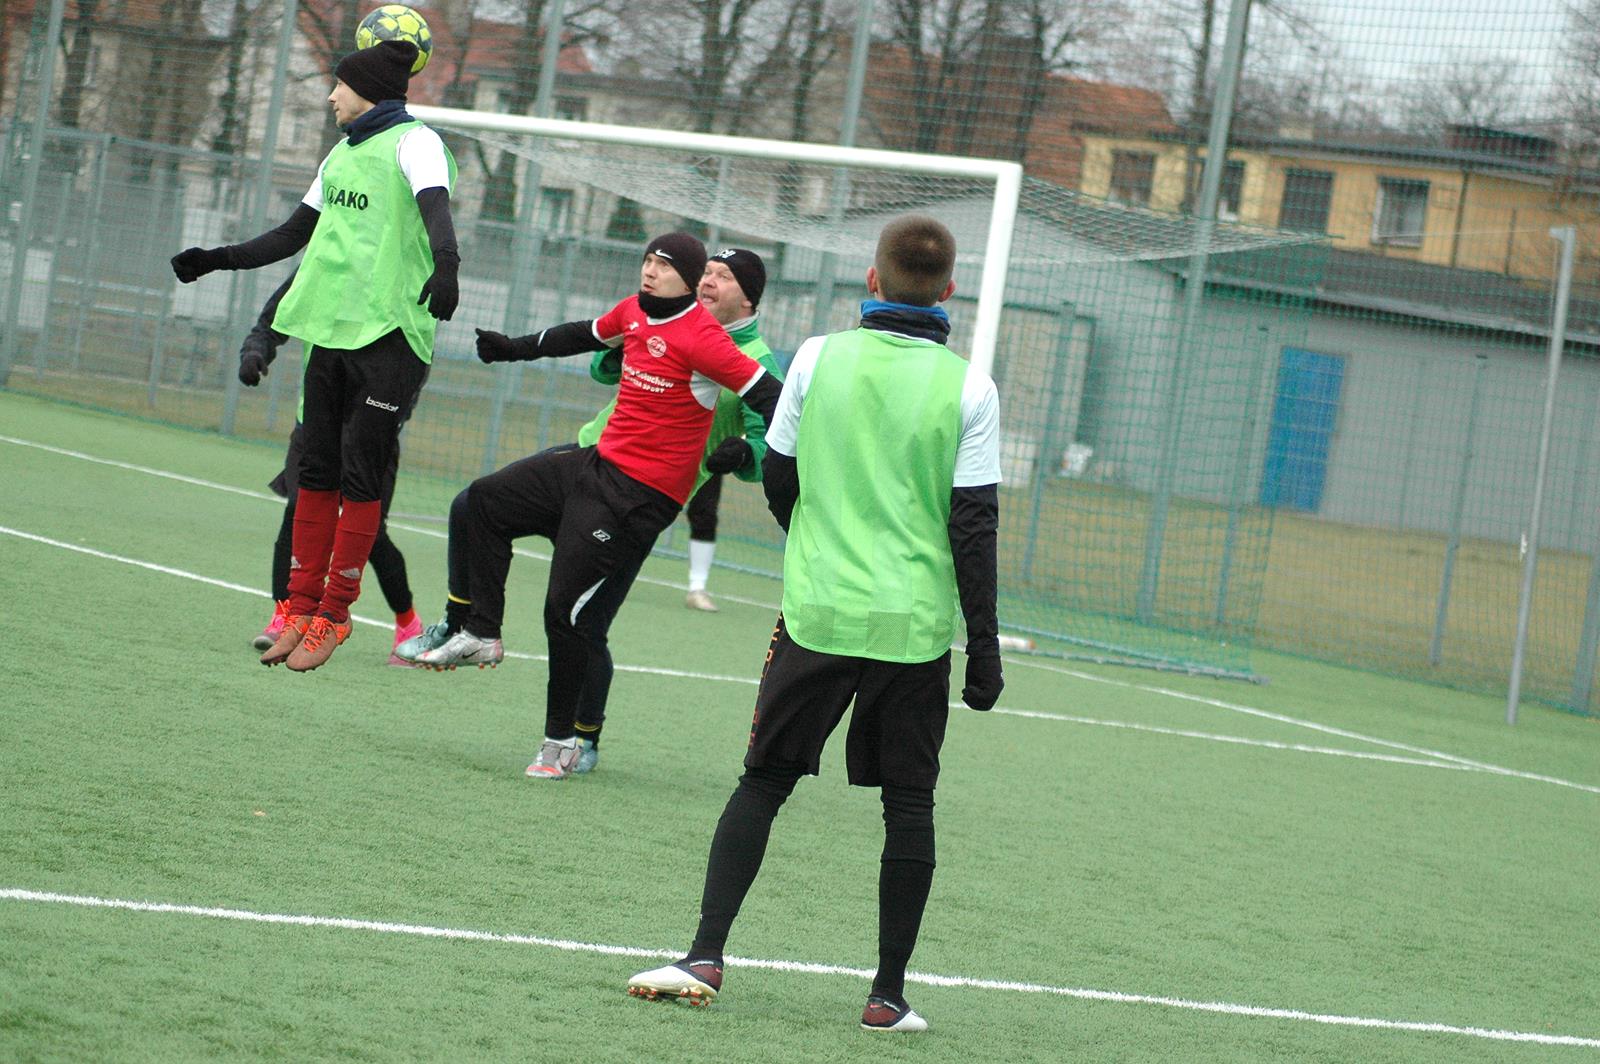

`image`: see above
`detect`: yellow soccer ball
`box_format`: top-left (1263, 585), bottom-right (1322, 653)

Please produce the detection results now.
top-left (355, 5), bottom-right (432, 75)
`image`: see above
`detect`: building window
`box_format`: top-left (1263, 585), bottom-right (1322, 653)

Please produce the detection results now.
top-left (1280, 168), bottom-right (1334, 233)
top-left (1191, 158), bottom-right (1246, 220)
top-left (1373, 178), bottom-right (1428, 247)
top-left (538, 187), bottom-right (573, 234)
top-left (554, 96), bottom-right (588, 123)
top-left (1109, 151), bottom-right (1156, 206)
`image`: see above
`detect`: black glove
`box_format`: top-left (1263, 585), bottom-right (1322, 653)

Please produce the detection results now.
top-left (238, 336), bottom-right (271, 387)
top-left (418, 259), bottom-right (458, 321)
top-left (705, 437), bottom-right (753, 475)
top-left (171, 246), bottom-right (227, 284)
top-left (475, 328), bottom-right (523, 364)
top-left (961, 652), bottom-right (1003, 711)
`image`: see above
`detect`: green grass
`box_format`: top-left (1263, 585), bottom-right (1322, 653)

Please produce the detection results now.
top-left (2, 389), bottom-right (1598, 1062)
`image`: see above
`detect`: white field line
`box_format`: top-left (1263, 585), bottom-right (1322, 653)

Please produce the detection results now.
top-left (6, 435), bottom-right (1598, 794)
top-left (1013, 657), bottom-right (1600, 797)
top-left (0, 525), bottom-right (758, 690)
top-left (1, 888), bottom-right (1595, 1050)
top-left (0, 523), bottom-right (1487, 773)
top-left (0, 433), bottom-right (774, 607)
top-left (988, 707), bottom-right (1477, 771)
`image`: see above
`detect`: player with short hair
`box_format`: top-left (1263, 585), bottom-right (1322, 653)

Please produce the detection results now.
top-left (237, 274), bottom-right (423, 662)
top-left (405, 233), bottom-right (784, 780)
top-left (628, 214), bottom-right (1003, 1033)
top-left (171, 39), bottom-right (458, 673)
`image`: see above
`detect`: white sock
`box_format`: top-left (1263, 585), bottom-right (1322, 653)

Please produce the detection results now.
top-left (688, 539), bottom-right (716, 592)
top-left (546, 735), bottom-right (578, 748)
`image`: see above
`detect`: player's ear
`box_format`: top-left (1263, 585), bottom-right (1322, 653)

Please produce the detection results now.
top-left (938, 278), bottom-right (956, 303)
top-left (865, 266), bottom-right (880, 297)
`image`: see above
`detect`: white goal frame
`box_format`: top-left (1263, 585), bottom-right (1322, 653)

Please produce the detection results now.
top-left (411, 105), bottom-right (1022, 378)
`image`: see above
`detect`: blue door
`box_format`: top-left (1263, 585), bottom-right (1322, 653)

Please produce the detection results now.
top-left (1261, 347), bottom-right (1344, 511)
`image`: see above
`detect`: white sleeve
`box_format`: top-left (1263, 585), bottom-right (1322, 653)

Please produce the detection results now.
top-left (397, 126), bottom-right (452, 195)
top-left (764, 335), bottom-right (825, 457)
top-left (953, 369), bottom-right (1002, 487)
top-left (301, 149), bottom-right (335, 210)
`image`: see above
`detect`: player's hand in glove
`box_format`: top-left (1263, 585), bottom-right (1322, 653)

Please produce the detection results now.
top-left (961, 651), bottom-right (1003, 711)
top-left (475, 328), bottom-right (523, 363)
top-left (171, 246), bottom-right (227, 284)
top-left (237, 334), bottom-right (272, 387)
top-left (418, 259), bottom-right (458, 321)
top-left (705, 437), bottom-right (753, 475)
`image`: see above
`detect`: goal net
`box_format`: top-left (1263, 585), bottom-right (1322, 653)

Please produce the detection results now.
top-left (402, 106), bottom-right (1326, 679)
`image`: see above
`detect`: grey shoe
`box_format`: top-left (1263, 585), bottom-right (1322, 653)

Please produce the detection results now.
top-left (525, 738), bottom-right (581, 780)
top-left (393, 619), bottom-right (455, 664)
top-left (414, 628), bottom-right (504, 670)
top-left (572, 738), bottom-right (600, 775)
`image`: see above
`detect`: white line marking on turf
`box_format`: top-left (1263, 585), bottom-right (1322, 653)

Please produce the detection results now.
top-left (0, 434), bottom-right (282, 502)
top-left (1014, 658), bottom-right (1600, 797)
top-left (3, 888), bottom-right (1595, 1050)
top-left (0, 523), bottom-right (1501, 773)
top-left (7, 435), bottom-right (1598, 795)
top-left (0, 524), bottom-right (759, 689)
top-left (989, 707), bottom-right (1475, 771)
top-left (0, 432), bottom-right (769, 608)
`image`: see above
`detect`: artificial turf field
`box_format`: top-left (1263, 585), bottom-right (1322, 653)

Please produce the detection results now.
top-left (2, 389), bottom-right (1597, 1062)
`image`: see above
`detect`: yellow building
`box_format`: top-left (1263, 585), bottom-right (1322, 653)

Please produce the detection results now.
top-left (1077, 126), bottom-right (1600, 286)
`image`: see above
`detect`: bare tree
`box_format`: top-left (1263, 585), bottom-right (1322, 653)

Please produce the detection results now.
top-left (55, 0), bottom-right (101, 133)
top-left (477, 1), bottom-right (615, 222)
top-left (1559, 0), bottom-right (1600, 157)
top-left (1399, 54), bottom-right (1527, 133)
top-left (880, 0), bottom-right (1117, 160)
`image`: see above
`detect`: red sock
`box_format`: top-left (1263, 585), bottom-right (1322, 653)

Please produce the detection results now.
top-left (286, 488), bottom-right (340, 616)
top-left (395, 607), bottom-right (418, 629)
top-left (319, 497), bottom-right (383, 623)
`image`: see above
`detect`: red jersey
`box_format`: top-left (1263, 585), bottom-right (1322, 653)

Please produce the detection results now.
top-left (591, 296), bottom-right (766, 504)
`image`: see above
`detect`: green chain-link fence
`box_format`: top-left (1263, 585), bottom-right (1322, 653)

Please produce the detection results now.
top-left (2, 0), bottom-right (1595, 712)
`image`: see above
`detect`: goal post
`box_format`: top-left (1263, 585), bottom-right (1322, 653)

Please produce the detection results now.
top-left (409, 105), bottom-right (1023, 378)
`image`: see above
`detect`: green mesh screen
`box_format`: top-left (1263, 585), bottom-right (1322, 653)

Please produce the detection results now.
top-left (3, 0), bottom-right (1597, 713)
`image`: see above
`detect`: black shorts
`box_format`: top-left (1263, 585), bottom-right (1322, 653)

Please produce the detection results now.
top-left (744, 615), bottom-right (951, 790)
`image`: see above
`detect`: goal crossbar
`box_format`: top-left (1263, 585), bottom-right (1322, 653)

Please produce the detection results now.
top-left (410, 105), bottom-right (1022, 376)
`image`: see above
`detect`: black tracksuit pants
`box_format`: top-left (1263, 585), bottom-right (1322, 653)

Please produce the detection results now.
top-left (462, 445), bottom-right (679, 740)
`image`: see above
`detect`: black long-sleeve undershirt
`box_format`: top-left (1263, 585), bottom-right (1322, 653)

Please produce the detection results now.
top-left (949, 484), bottom-right (1000, 657)
top-left (223, 203), bottom-right (319, 270)
top-left (415, 186), bottom-right (458, 267)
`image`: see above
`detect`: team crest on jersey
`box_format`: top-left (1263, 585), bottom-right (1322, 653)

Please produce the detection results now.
top-left (646, 336), bottom-right (668, 358)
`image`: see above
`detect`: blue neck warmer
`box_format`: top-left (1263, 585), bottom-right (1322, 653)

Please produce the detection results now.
top-left (859, 298), bottom-right (951, 344)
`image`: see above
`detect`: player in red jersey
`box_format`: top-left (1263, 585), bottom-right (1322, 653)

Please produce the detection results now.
top-left (415, 232), bottom-right (783, 779)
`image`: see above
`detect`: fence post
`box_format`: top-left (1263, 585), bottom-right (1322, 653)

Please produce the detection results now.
top-left (806, 0), bottom-right (873, 340)
top-left (0, 0), bottom-right (67, 389)
top-left (480, 0), bottom-right (567, 475)
top-left (1137, 0), bottom-right (1253, 622)
top-left (1022, 306), bottom-right (1077, 583)
top-left (1215, 324), bottom-right (1271, 625)
top-left (220, 0), bottom-right (296, 436)
top-left (1507, 226), bottom-right (1576, 724)
top-left (1430, 352), bottom-right (1488, 666)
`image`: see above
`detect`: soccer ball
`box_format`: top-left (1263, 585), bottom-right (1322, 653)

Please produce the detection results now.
top-left (355, 5), bottom-right (432, 75)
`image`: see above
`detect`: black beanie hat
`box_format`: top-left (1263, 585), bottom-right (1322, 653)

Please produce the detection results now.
top-left (708, 247), bottom-right (766, 308)
top-left (644, 232), bottom-right (708, 295)
top-left (335, 40), bottom-right (417, 104)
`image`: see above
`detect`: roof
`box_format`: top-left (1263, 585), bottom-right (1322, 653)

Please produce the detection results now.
top-left (1200, 246), bottom-right (1600, 346)
top-left (1220, 130), bottom-right (1600, 188)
